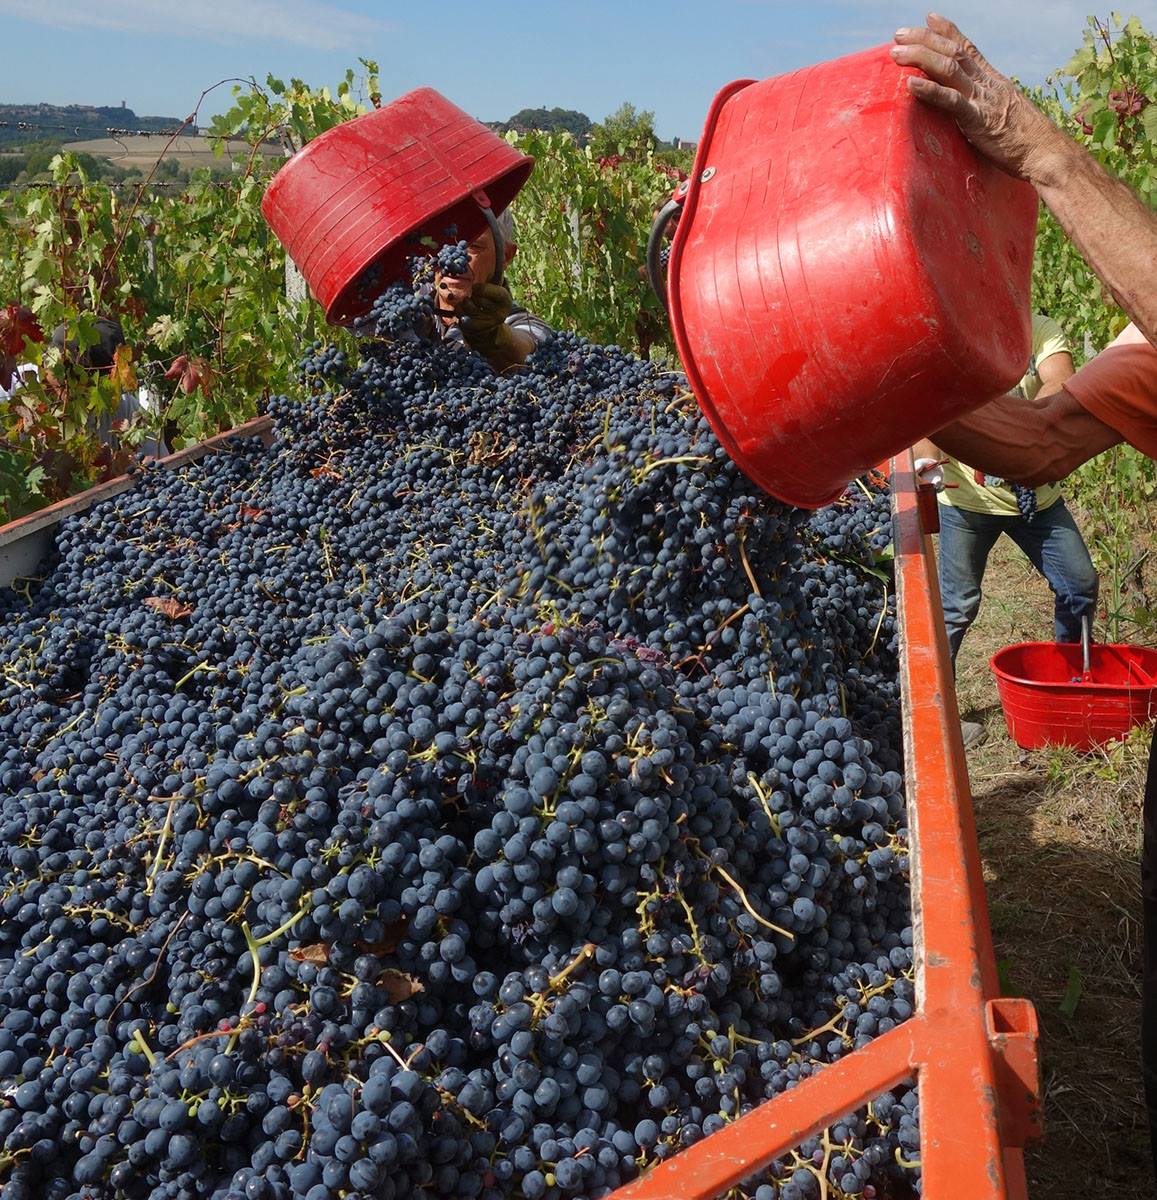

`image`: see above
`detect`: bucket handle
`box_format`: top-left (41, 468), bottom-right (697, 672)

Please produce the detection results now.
top-left (472, 192), bottom-right (506, 285)
top-left (645, 196), bottom-right (684, 318)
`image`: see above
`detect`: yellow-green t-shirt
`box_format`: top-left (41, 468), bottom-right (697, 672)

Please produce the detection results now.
top-left (939, 314), bottom-right (1069, 516)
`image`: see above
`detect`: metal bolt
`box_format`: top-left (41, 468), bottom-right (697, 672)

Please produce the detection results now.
top-left (700, 167), bottom-right (716, 182)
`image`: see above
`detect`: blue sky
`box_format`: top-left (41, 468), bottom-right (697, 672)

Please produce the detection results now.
top-left (4, 1), bottom-right (1157, 140)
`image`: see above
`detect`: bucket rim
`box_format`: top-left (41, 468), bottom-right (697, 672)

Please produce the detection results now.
top-left (989, 640), bottom-right (1157, 694)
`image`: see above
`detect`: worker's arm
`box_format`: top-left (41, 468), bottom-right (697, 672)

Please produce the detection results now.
top-left (438, 276), bottom-right (534, 371)
top-left (1035, 349), bottom-right (1075, 396)
top-left (892, 16), bottom-right (1157, 346)
top-left (489, 324), bottom-right (536, 372)
top-left (932, 388), bottom-right (1123, 487)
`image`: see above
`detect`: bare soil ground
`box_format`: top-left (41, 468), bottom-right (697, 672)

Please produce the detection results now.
top-left (950, 533), bottom-right (1152, 1195)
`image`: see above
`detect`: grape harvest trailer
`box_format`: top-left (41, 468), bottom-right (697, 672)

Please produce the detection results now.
top-left (0, 421), bottom-right (1041, 1199)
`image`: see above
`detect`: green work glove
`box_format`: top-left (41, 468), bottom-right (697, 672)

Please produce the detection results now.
top-left (459, 282), bottom-right (517, 366)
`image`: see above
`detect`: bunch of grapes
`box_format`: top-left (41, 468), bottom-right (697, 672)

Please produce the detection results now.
top-left (0, 309), bottom-right (918, 1200)
top-left (436, 240), bottom-right (471, 278)
top-left (1011, 483), bottom-right (1037, 523)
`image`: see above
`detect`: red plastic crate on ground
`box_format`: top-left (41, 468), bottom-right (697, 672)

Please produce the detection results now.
top-left (991, 641), bottom-right (1157, 750)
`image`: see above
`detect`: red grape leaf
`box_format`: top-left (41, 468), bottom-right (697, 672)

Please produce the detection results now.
top-left (0, 304), bottom-right (43, 356)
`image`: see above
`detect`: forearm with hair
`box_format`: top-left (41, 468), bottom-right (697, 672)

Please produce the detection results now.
top-left (932, 388), bottom-right (1122, 487)
top-left (1030, 134), bottom-right (1157, 346)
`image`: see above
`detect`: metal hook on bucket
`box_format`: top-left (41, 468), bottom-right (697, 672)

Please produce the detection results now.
top-left (645, 197), bottom-right (683, 318)
top-left (474, 197), bottom-right (505, 285)
top-left (1080, 614), bottom-right (1092, 683)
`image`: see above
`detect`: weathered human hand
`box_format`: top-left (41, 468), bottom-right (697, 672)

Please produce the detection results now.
top-left (891, 14), bottom-right (1057, 181)
top-left (459, 283), bottom-right (515, 355)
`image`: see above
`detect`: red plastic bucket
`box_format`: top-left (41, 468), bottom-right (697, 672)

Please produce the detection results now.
top-left (667, 45), bottom-right (1039, 509)
top-left (261, 88), bottom-right (534, 326)
top-left (990, 641), bottom-right (1157, 750)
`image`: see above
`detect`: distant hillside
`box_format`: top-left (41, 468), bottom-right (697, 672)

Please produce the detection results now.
top-left (490, 107), bottom-right (592, 137)
top-left (0, 102), bottom-right (191, 149)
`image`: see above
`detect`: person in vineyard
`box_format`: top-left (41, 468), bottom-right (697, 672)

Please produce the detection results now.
top-left (47, 318), bottom-right (168, 463)
top-left (892, 12), bottom-right (1157, 1178)
top-left (432, 207), bottom-right (551, 372)
top-left (914, 314), bottom-right (1097, 747)
top-left (0, 304), bottom-right (42, 400)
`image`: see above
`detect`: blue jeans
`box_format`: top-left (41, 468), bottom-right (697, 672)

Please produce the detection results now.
top-left (937, 498), bottom-right (1099, 668)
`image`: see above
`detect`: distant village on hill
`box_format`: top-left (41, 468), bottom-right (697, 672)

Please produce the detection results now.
top-left (0, 101), bottom-right (190, 148)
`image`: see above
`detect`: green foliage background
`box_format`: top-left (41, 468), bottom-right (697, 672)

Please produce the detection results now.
top-left (0, 68), bottom-right (683, 524)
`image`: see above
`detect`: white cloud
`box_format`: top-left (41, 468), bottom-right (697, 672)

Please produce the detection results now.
top-left (0, 0), bottom-right (392, 51)
top-left (745, 1), bottom-right (1157, 83)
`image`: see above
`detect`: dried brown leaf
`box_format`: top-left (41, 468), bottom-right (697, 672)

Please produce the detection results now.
top-left (379, 970), bottom-right (424, 1003)
top-left (355, 918), bottom-right (408, 958)
top-left (143, 596), bottom-right (193, 620)
top-left (288, 943), bottom-right (329, 966)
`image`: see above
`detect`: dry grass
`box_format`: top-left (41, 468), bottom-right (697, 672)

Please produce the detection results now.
top-left (949, 534), bottom-right (1152, 1195)
top-left (61, 135), bottom-right (283, 172)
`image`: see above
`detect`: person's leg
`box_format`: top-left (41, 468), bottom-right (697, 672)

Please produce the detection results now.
top-left (935, 503), bottom-right (1003, 670)
top-left (1142, 732), bottom-right (1157, 1182)
top-left (1006, 498), bottom-right (1099, 643)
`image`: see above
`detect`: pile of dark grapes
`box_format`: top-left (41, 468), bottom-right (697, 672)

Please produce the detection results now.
top-left (0, 284), bottom-right (918, 1200)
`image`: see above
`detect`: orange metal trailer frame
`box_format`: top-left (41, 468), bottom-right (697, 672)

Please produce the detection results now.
top-left (0, 436), bottom-right (1041, 1198)
top-left (608, 454), bottom-right (1042, 1199)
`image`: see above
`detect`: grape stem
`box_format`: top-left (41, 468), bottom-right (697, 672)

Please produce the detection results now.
top-left (867, 583), bottom-right (889, 658)
top-left (737, 533), bottom-right (761, 598)
top-left (712, 864), bottom-right (794, 940)
top-left (227, 922), bottom-right (264, 1054)
top-left (145, 795), bottom-right (180, 895)
top-left (131, 1028), bottom-right (158, 1066)
top-left (252, 900), bottom-right (310, 947)
top-left (637, 454), bottom-right (711, 480)
top-left (548, 942), bottom-right (596, 991)
top-left (747, 773), bottom-right (782, 837)
top-left (173, 660), bottom-right (214, 690)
